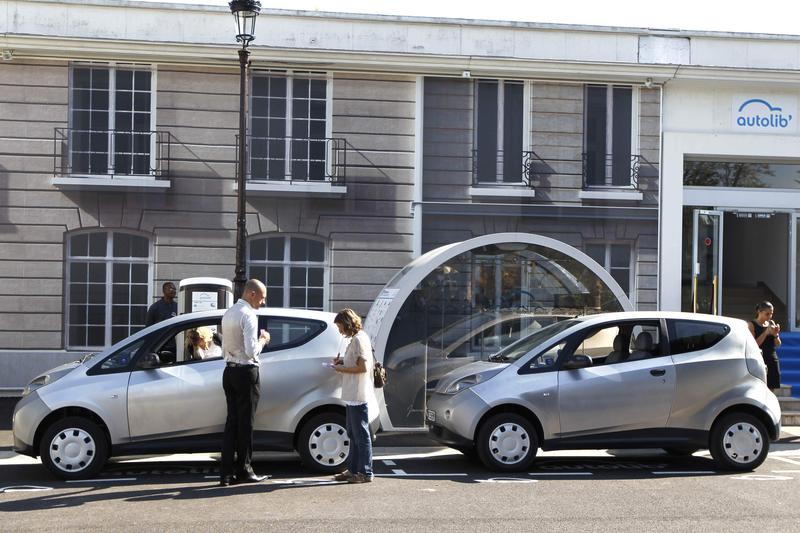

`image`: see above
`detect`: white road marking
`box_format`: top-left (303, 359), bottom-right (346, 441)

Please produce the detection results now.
top-left (65, 478), bottom-right (137, 483)
top-left (376, 473), bottom-right (468, 477)
top-left (731, 474), bottom-right (793, 481)
top-left (652, 471), bottom-right (715, 475)
top-left (382, 460), bottom-right (396, 466)
top-left (772, 470), bottom-right (800, 473)
top-left (0, 485), bottom-right (53, 493)
top-left (476, 477), bottom-right (538, 484)
top-left (391, 469), bottom-right (406, 475)
top-left (528, 472), bottom-right (593, 476)
top-left (770, 456), bottom-right (800, 466)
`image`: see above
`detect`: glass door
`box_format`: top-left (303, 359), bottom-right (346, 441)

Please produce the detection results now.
top-left (692, 210), bottom-right (723, 315)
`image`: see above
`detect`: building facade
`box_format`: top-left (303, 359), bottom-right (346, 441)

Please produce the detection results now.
top-left (1, 0), bottom-right (799, 390)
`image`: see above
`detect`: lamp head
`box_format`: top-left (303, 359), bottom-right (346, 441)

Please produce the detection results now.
top-left (229, 0), bottom-right (261, 47)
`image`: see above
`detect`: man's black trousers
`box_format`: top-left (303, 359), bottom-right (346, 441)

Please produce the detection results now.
top-left (221, 365), bottom-right (260, 477)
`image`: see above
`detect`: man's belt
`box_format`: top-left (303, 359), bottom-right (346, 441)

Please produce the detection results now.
top-left (226, 361), bottom-right (257, 368)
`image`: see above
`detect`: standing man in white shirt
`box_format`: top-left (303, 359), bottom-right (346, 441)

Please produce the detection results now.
top-left (219, 279), bottom-right (270, 486)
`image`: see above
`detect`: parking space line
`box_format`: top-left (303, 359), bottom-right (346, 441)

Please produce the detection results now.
top-left (770, 456), bottom-right (800, 466)
top-left (376, 473), bottom-right (469, 477)
top-left (391, 469), bottom-right (407, 475)
top-left (65, 478), bottom-right (138, 483)
top-left (771, 470), bottom-right (800, 473)
top-left (382, 460), bottom-right (396, 466)
top-left (528, 472), bottom-right (593, 476)
top-left (652, 471), bottom-right (715, 475)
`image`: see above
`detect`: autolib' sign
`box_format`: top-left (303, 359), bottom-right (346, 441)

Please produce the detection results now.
top-left (732, 95), bottom-right (797, 132)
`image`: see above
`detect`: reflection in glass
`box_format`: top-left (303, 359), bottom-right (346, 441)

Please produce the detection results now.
top-left (684, 160), bottom-right (800, 189)
top-left (382, 243), bottom-right (625, 428)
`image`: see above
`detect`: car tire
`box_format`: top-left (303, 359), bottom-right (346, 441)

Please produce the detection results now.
top-left (709, 412), bottom-right (769, 471)
top-left (297, 411), bottom-right (350, 474)
top-left (39, 416), bottom-right (109, 480)
top-left (476, 413), bottom-right (539, 472)
top-left (663, 447), bottom-right (700, 457)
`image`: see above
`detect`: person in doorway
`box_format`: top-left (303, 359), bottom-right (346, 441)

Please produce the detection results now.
top-left (219, 279), bottom-right (271, 486)
top-left (146, 281), bottom-right (178, 327)
top-left (330, 308), bottom-right (375, 484)
top-left (748, 301), bottom-right (782, 391)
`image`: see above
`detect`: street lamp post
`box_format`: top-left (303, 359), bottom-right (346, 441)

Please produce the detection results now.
top-left (229, 0), bottom-right (261, 300)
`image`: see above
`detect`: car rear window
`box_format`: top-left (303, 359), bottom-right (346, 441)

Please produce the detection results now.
top-left (667, 320), bottom-right (730, 355)
top-left (257, 316), bottom-right (327, 352)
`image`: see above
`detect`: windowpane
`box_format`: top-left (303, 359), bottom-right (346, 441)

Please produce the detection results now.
top-left (503, 82), bottom-right (524, 182)
top-left (270, 76), bottom-right (286, 98)
top-left (92, 90), bottom-right (109, 110)
top-left (70, 284), bottom-right (87, 304)
top-left (307, 288), bottom-right (323, 310)
top-left (293, 101), bottom-right (309, 119)
top-left (70, 262), bottom-right (88, 281)
top-left (70, 326), bottom-right (86, 346)
top-left (290, 238), bottom-right (309, 261)
top-left (290, 267), bottom-right (306, 286)
top-left (308, 267), bottom-right (324, 287)
top-left (269, 98), bottom-right (286, 119)
top-left (117, 70), bottom-right (133, 90)
top-left (267, 237), bottom-right (285, 261)
top-left (310, 100), bottom-right (326, 120)
top-left (611, 269), bottom-right (630, 295)
top-left (252, 97), bottom-right (267, 117)
top-left (131, 284), bottom-right (148, 304)
top-left (252, 76), bottom-right (268, 97)
top-left (267, 266), bottom-right (283, 286)
top-left (130, 305), bottom-right (147, 325)
top-left (116, 92), bottom-right (132, 111)
top-left (310, 79), bottom-right (326, 99)
top-left (87, 326), bottom-right (105, 346)
top-left (476, 81), bottom-right (498, 182)
top-left (585, 244), bottom-right (605, 266)
top-left (91, 69), bottom-right (109, 90)
top-left (309, 121), bottom-right (325, 140)
top-left (113, 233), bottom-right (131, 258)
top-left (289, 288), bottom-right (306, 307)
top-left (134, 70), bottom-right (151, 91)
top-left (112, 283), bottom-right (129, 305)
top-left (308, 240), bottom-right (324, 262)
top-left (250, 238), bottom-right (267, 261)
top-left (130, 235), bottom-right (149, 258)
top-left (134, 92), bottom-right (151, 112)
top-left (611, 86), bottom-right (632, 186)
top-left (71, 234), bottom-right (89, 257)
top-left (87, 305), bottom-right (105, 325)
top-left (266, 288), bottom-right (283, 307)
top-left (131, 263), bottom-right (148, 283)
top-left (113, 263), bottom-right (129, 283)
top-left (293, 79), bottom-right (309, 99)
top-left (88, 283), bottom-right (105, 304)
top-left (610, 244), bottom-right (630, 268)
top-left (70, 305), bottom-right (87, 324)
top-left (585, 85), bottom-right (607, 186)
top-left (88, 262), bottom-right (106, 281)
top-left (112, 305), bottom-right (129, 324)
top-left (73, 89), bottom-right (91, 109)
top-left (73, 68), bottom-right (91, 89)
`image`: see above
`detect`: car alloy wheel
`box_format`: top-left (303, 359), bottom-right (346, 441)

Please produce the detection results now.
top-left (476, 413), bottom-right (539, 471)
top-left (710, 412), bottom-right (769, 471)
top-left (39, 416), bottom-right (109, 480)
top-left (297, 411), bottom-right (350, 474)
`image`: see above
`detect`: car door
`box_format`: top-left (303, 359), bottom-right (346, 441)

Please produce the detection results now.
top-left (127, 319), bottom-right (226, 440)
top-left (557, 320), bottom-right (676, 437)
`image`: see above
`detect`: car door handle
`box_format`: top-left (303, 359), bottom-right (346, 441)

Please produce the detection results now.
top-left (650, 369), bottom-right (666, 377)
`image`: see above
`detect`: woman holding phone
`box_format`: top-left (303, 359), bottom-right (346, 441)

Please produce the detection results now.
top-left (329, 308), bottom-right (374, 484)
top-left (748, 301), bottom-right (782, 392)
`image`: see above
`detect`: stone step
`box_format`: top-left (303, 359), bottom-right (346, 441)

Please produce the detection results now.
top-left (778, 397), bottom-right (800, 410)
top-left (774, 385), bottom-right (794, 397)
top-left (782, 411), bottom-right (800, 426)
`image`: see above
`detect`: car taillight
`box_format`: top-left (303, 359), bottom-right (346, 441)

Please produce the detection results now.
top-left (744, 335), bottom-right (767, 383)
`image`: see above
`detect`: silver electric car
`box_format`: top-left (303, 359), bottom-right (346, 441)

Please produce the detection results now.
top-left (426, 312), bottom-right (781, 472)
top-left (13, 308), bottom-right (379, 480)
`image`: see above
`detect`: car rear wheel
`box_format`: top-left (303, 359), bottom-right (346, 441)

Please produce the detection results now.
top-left (39, 416), bottom-right (109, 480)
top-left (709, 412), bottom-right (769, 471)
top-left (297, 412), bottom-right (349, 474)
top-left (476, 413), bottom-right (538, 471)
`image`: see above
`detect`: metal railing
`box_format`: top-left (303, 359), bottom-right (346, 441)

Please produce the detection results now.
top-left (581, 152), bottom-right (658, 190)
top-left (471, 149), bottom-right (553, 188)
top-left (53, 128), bottom-right (171, 178)
top-left (236, 135), bottom-right (347, 185)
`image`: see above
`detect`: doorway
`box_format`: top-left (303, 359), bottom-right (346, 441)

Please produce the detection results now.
top-left (682, 208), bottom-right (790, 327)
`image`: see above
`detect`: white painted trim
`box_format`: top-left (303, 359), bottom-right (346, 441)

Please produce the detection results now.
top-left (242, 181), bottom-right (346, 197)
top-left (523, 80), bottom-right (532, 155)
top-left (53, 176), bottom-right (170, 190)
top-left (412, 75), bottom-right (424, 258)
top-left (790, 214), bottom-right (798, 332)
top-left (578, 189), bottom-right (642, 201)
top-left (659, 130), bottom-right (800, 311)
top-left (469, 186), bottom-right (536, 198)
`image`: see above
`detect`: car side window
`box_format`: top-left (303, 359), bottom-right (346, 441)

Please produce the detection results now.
top-left (258, 317), bottom-right (326, 353)
top-left (145, 319), bottom-right (223, 367)
top-left (527, 341), bottom-right (566, 371)
top-left (574, 321), bottom-right (663, 366)
top-left (96, 339), bottom-right (145, 372)
top-left (667, 320), bottom-right (730, 355)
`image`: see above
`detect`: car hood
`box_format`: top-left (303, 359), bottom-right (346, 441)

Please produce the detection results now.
top-left (434, 361), bottom-right (508, 393)
top-left (30, 360), bottom-right (82, 384)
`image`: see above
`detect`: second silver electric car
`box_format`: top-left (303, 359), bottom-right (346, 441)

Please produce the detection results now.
top-left (427, 311), bottom-right (781, 471)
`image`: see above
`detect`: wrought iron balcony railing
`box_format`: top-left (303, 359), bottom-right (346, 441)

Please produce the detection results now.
top-left (581, 152), bottom-right (658, 190)
top-left (472, 149), bottom-right (554, 188)
top-left (53, 128), bottom-right (171, 178)
top-left (236, 135), bottom-right (347, 185)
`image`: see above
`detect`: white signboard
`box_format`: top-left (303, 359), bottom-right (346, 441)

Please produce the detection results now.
top-left (191, 291), bottom-right (218, 313)
top-left (732, 95), bottom-right (797, 133)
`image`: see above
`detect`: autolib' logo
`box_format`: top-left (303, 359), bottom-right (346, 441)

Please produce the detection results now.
top-left (736, 98), bottom-right (793, 128)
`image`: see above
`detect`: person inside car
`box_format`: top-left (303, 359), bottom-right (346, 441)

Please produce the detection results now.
top-left (186, 326), bottom-right (222, 360)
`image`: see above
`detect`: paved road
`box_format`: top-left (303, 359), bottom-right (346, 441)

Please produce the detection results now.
top-left (3, 441), bottom-right (800, 532)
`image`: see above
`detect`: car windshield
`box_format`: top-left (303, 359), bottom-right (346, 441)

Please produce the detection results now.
top-left (488, 319), bottom-right (578, 362)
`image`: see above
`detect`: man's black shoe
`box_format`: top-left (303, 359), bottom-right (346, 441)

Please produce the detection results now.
top-left (219, 475), bottom-right (236, 487)
top-left (236, 473), bottom-right (270, 484)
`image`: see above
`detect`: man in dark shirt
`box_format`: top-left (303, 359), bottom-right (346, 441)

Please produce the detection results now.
top-left (146, 281), bottom-right (178, 364)
top-left (146, 281), bottom-right (178, 326)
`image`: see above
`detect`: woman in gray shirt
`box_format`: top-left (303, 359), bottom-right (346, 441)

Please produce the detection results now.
top-left (331, 308), bottom-right (374, 483)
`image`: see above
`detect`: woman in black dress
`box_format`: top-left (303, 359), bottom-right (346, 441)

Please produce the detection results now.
top-left (748, 301), bottom-right (782, 391)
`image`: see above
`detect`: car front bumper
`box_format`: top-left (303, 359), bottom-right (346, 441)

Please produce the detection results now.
top-left (425, 388), bottom-right (488, 448)
top-left (12, 391), bottom-right (49, 457)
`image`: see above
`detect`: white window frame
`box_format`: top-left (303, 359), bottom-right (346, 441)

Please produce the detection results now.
top-left (248, 70), bottom-right (332, 182)
top-left (246, 234), bottom-right (330, 311)
top-left (583, 84), bottom-right (638, 187)
top-left (585, 241), bottom-right (635, 304)
top-left (64, 230), bottom-right (154, 350)
top-left (68, 62), bottom-right (157, 178)
top-left (473, 78), bottom-right (531, 184)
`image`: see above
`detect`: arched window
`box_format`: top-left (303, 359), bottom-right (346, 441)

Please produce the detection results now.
top-left (247, 235), bottom-right (327, 310)
top-left (66, 230), bottom-right (153, 349)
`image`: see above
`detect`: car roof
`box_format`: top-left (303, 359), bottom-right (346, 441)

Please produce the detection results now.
top-left (573, 311), bottom-right (746, 328)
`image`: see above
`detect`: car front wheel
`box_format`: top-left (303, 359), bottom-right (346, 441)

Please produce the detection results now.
top-left (297, 412), bottom-right (349, 474)
top-left (39, 416), bottom-right (109, 480)
top-left (709, 412), bottom-right (769, 471)
top-left (476, 413), bottom-right (539, 471)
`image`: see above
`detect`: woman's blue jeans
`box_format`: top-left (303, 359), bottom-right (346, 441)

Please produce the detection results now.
top-left (345, 403), bottom-right (373, 478)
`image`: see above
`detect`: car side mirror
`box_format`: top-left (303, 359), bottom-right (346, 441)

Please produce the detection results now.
top-left (563, 354), bottom-right (592, 370)
top-left (139, 352), bottom-right (161, 369)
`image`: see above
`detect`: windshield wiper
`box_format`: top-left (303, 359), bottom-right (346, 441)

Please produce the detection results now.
top-left (488, 353), bottom-right (509, 362)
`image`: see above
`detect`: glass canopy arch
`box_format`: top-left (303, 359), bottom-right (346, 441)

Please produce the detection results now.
top-left (364, 232), bottom-right (633, 431)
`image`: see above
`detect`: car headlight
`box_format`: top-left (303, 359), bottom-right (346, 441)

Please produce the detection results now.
top-left (22, 375), bottom-right (50, 397)
top-left (444, 375), bottom-right (481, 395)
